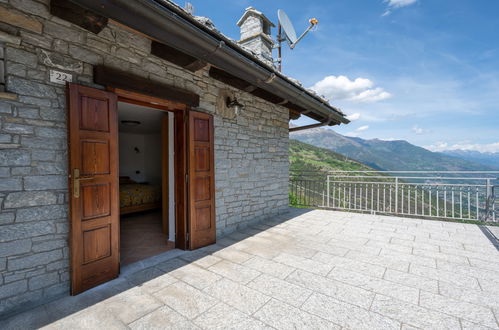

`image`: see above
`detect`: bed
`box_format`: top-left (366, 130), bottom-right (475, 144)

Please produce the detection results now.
top-left (119, 177), bottom-right (161, 215)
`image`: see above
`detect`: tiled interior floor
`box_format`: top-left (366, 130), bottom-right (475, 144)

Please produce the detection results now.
top-left (120, 210), bottom-right (173, 265)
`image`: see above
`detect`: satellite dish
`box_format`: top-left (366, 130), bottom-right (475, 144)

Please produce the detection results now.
top-left (276, 9), bottom-right (318, 71)
top-left (278, 9), bottom-right (297, 45)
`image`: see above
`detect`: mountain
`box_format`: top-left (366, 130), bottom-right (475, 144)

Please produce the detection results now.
top-left (290, 127), bottom-right (498, 171)
top-left (440, 150), bottom-right (499, 169)
top-left (289, 139), bottom-right (372, 177)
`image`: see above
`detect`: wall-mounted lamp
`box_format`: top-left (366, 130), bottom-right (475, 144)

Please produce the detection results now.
top-left (226, 97), bottom-right (245, 116)
top-left (121, 120), bottom-right (141, 126)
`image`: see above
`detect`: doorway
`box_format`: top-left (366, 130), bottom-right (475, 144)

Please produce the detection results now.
top-left (67, 83), bottom-right (216, 295)
top-left (117, 102), bottom-right (175, 265)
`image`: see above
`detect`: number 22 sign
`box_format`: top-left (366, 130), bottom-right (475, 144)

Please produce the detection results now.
top-left (49, 70), bottom-right (73, 85)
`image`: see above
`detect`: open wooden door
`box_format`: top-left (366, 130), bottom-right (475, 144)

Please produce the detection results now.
top-left (188, 111), bottom-right (216, 249)
top-left (67, 83), bottom-right (119, 295)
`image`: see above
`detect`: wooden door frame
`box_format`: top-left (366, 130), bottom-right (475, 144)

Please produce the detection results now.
top-left (107, 87), bottom-right (188, 250)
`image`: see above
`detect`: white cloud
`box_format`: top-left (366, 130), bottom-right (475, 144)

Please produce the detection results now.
top-left (412, 124), bottom-right (431, 135)
top-left (310, 75), bottom-right (392, 103)
top-left (382, 0), bottom-right (417, 16)
top-left (345, 125), bottom-right (369, 137)
top-left (347, 112), bottom-right (361, 121)
top-left (425, 141), bottom-right (499, 153)
top-left (385, 0), bottom-right (417, 8)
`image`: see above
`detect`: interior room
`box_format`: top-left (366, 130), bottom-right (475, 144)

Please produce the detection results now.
top-left (118, 102), bottom-right (175, 265)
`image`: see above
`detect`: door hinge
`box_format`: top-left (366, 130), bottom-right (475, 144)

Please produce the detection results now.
top-left (186, 233), bottom-right (190, 242)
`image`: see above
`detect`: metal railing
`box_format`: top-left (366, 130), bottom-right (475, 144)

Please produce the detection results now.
top-left (289, 171), bottom-right (499, 222)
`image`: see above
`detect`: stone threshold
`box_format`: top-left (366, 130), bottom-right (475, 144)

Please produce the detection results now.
top-left (120, 248), bottom-right (187, 277)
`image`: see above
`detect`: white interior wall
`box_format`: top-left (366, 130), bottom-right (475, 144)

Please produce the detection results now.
top-left (168, 112), bottom-right (175, 242)
top-left (144, 134), bottom-right (162, 185)
top-left (119, 132), bottom-right (146, 182)
top-left (118, 132), bottom-right (162, 185)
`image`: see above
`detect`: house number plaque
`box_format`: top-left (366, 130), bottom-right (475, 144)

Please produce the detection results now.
top-left (49, 70), bottom-right (73, 85)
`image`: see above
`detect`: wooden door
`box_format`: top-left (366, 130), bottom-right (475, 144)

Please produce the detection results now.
top-left (68, 83), bottom-right (119, 295)
top-left (188, 111), bottom-right (216, 249)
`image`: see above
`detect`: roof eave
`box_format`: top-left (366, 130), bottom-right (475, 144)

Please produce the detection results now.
top-left (69, 0), bottom-right (349, 125)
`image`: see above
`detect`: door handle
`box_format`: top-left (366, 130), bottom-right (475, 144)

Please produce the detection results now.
top-left (73, 169), bottom-right (94, 198)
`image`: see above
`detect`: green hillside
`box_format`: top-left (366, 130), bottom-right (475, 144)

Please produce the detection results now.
top-left (289, 139), bottom-right (372, 177)
top-left (289, 139), bottom-right (381, 207)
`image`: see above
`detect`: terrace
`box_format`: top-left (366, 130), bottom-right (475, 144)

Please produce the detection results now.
top-left (1, 206), bottom-right (499, 329)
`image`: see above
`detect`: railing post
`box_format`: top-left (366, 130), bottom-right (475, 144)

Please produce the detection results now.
top-left (485, 179), bottom-right (492, 221)
top-left (327, 175), bottom-right (330, 208)
top-left (395, 177), bottom-right (399, 214)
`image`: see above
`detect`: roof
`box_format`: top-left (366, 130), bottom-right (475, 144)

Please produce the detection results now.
top-left (72, 0), bottom-right (349, 125)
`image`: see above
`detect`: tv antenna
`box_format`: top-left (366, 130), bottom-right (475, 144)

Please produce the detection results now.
top-left (276, 9), bottom-right (318, 72)
top-left (184, 2), bottom-right (194, 14)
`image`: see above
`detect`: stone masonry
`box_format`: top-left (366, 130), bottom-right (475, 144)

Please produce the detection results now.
top-left (0, 0), bottom-right (289, 317)
top-left (237, 7), bottom-right (275, 66)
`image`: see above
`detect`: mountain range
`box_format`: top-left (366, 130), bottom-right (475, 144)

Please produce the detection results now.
top-left (440, 150), bottom-right (499, 169)
top-left (290, 127), bottom-right (499, 171)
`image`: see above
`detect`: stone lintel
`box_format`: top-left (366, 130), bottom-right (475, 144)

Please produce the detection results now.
top-left (0, 92), bottom-right (18, 101)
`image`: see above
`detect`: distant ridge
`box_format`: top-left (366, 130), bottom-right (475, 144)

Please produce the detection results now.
top-left (290, 127), bottom-right (499, 171)
top-left (441, 150), bottom-right (499, 169)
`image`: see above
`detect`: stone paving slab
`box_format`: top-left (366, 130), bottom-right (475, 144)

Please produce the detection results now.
top-left (1, 208), bottom-right (499, 329)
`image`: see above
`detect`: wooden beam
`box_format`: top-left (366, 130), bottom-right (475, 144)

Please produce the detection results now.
top-left (107, 87), bottom-right (187, 111)
top-left (151, 41), bottom-right (207, 72)
top-left (289, 122), bottom-right (327, 132)
top-left (183, 59), bottom-right (209, 72)
top-left (243, 85), bottom-right (257, 93)
top-left (209, 66), bottom-right (253, 90)
top-left (109, 19), bottom-right (160, 42)
top-left (94, 65), bottom-right (199, 107)
top-left (289, 109), bottom-right (301, 120)
top-left (250, 88), bottom-right (285, 104)
top-left (50, 0), bottom-right (107, 34)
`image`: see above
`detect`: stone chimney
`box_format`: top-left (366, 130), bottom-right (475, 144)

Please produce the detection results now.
top-left (237, 7), bottom-right (275, 66)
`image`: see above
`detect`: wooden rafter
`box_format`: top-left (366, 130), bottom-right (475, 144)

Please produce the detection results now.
top-left (50, 0), bottom-right (108, 34)
top-left (151, 41), bottom-right (208, 72)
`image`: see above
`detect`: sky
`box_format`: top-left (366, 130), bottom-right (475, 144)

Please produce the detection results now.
top-left (172, 0), bottom-right (499, 153)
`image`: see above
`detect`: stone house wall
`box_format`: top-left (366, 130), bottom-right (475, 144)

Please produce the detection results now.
top-left (0, 1), bottom-right (289, 317)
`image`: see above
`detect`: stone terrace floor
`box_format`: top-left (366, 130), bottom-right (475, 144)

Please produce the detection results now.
top-left (2, 208), bottom-right (499, 329)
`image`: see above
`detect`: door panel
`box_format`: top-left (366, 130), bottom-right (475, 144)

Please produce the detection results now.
top-left (68, 83), bottom-right (119, 295)
top-left (80, 139), bottom-right (110, 175)
top-left (188, 111), bottom-right (216, 250)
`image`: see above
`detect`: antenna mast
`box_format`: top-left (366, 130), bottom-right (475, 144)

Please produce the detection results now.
top-left (277, 23), bottom-right (283, 72)
top-left (276, 10), bottom-right (318, 72)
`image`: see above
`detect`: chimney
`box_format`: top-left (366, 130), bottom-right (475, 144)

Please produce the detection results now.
top-left (237, 7), bottom-right (275, 66)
